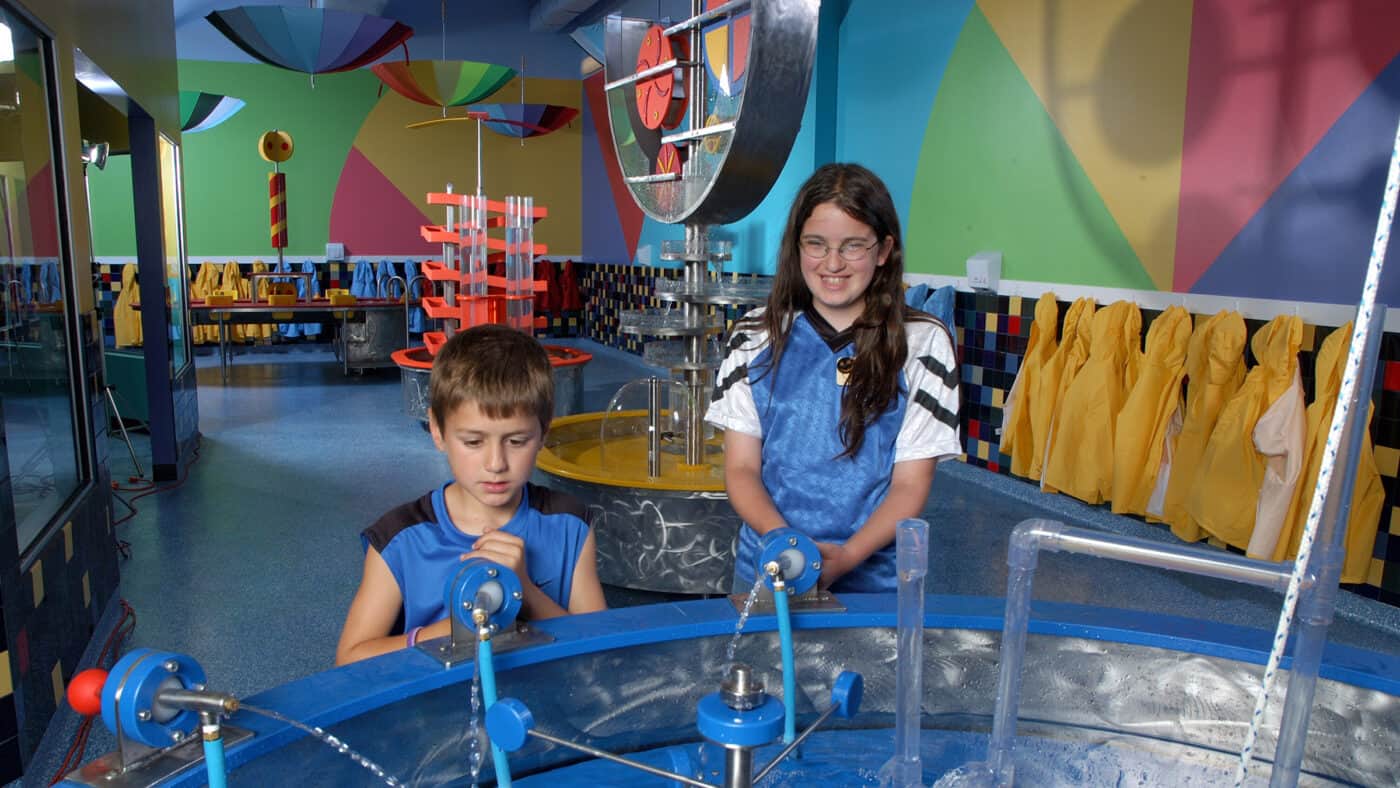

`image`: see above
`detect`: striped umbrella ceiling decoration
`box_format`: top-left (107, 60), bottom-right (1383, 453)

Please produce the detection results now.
top-left (470, 103), bottom-right (579, 139)
top-left (205, 6), bottom-right (413, 75)
top-left (371, 60), bottom-right (515, 112)
top-left (179, 91), bottom-right (246, 133)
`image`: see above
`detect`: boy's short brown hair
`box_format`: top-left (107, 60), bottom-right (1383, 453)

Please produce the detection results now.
top-left (429, 324), bottom-right (554, 433)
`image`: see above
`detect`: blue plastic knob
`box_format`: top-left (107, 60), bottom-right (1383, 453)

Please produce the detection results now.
top-left (102, 649), bottom-right (208, 748)
top-left (696, 692), bottom-right (785, 747)
top-left (830, 671), bottom-right (863, 719)
top-left (485, 697), bottom-right (535, 752)
top-left (756, 527), bottom-right (821, 596)
top-left (666, 745), bottom-right (699, 784)
top-left (444, 558), bottom-right (523, 632)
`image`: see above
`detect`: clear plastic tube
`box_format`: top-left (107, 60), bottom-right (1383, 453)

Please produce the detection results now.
top-left (1267, 302), bottom-right (1385, 786)
top-left (885, 518), bottom-right (929, 787)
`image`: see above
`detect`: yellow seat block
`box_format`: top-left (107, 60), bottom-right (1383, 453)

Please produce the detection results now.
top-left (205, 289), bottom-right (236, 307)
top-left (327, 289), bottom-right (357, 307)
top-left (267, 293), bottom-right (297, 306)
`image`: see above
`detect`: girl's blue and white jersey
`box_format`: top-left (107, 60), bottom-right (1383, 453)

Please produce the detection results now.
top-left (705, 307), bottom-right (961, 592)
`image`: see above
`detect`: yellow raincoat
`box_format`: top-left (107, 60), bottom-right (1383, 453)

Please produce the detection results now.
top-left (247, 260), bottom-right (273, 340)
top-left (1163, 311), bottom-right (1247, 540)
top-left (1111, 306), bottom-right (1191, 516)
top-left (191, 262), bottom-right (222, 343)
top-left (1034, 297), bottom-right (1095, 484)
top-left (220, 262), bottom-right (249, 342)
top-left (1001, 293), bottom-right (1058, 478)
top-left (1042, 300), bottom-right (1142, 504)
top-left (1186, 315), bottom-right (1304, 551)
top-left (113, 263), bottom-right (142, 347)
top-left (1271, 323), bottom-right (1384, 583)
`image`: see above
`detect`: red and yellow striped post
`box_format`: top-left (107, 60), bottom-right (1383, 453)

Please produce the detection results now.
top-left (269, 172), bottom-right (287, 248)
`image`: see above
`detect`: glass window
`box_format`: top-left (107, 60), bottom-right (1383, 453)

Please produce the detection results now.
top-left (158, 134), bottom-right (188, 374)
top-left (0, 10), bottom-right (81, 552)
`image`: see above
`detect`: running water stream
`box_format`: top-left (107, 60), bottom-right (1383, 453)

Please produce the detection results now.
top-left (724, 575), bottom-right (767, 669)
top-left (467, 634), bottom-right (484, 787)
top-left (238, 704), bottom-right (402, 786)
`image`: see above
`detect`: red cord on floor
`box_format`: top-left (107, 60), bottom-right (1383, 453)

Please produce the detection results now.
top-left (49, 600), bottom-right (137, 785)
top-left (111, 438), bottom-right (202, 530)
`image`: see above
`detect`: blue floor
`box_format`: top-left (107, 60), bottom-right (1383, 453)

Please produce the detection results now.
top-left (22, 339), bottom-right (1400, 786)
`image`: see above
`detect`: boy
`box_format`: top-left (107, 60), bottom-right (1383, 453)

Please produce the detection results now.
top-left (336, 325), bottom-right (606, 665)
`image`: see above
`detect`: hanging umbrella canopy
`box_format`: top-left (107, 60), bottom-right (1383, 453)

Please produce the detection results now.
top-left (205, 6), bottom-right (413, 75)
top-left (371, 60), bottom-right (514, 108)
top-left (471, 103), bottom-right (579, 139)
top-left (180, 91), bottom-right (246, 133)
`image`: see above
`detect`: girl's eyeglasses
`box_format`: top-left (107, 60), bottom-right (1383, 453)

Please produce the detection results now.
top-left (800, 237), bottom-right (879, 262)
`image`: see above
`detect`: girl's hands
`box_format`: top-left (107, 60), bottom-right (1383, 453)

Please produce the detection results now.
top-left (815, 542), bottom-right (857, 589)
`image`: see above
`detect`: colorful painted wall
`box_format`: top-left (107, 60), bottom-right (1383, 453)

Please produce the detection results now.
top-left (577, 0), bottom-right (1400, 306)
top-left (89, 61), bottom-right (585, 260)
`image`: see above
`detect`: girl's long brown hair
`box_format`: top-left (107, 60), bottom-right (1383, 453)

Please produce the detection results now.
top-left (757, 162), bottom-right (908, 458)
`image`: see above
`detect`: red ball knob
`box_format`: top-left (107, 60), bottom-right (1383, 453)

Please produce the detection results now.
top-left (67, 669), bottom-right (108, 717)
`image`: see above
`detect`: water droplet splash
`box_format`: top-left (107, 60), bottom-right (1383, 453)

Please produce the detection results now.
top-left (239, 705), bottom-right (402, 786)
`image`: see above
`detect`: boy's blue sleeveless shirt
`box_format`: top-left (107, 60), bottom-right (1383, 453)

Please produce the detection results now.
top-left (364, 482), bottom-right (590, 630)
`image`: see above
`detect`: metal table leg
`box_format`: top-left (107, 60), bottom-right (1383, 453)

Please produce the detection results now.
top-left (219, 314), bottom-right (229, 385)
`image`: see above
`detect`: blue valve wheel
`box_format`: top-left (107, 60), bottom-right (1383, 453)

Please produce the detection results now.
top-left (485, 697), bottom-right (535, 752)
top-left (757, 528), bottom-right (821, 596)
top-left (102, 649), bottom-right (207, 748)
top-left (696, 693), bottom-right (785, 747)
top-left (444, 559), bottom-right (523, 632)
top-left (830, 671), bottom-right (863, 719)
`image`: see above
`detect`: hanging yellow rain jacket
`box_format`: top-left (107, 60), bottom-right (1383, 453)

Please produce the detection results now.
top-left (1001, 293), bottom-right (1058, 478)
top-left (220, 262), bottom-right (249, 342)
top-left (1111, 305), bottom-right (1191, 516)
top-left (191, 262), bottom-right (222, 343)
top-left (1186, 315), bottom-right (1304, 551)
top-left (1163, 311), bottom-right (1247, 540)
top-left (1042, 300), bottom-right (1142, 504)
top-left (248, 260), bottom-right (273, 340)
top-left (1035, 297), bottom-right (1095, 485)
top-left (113, 263), bottom-right (142, 347)
top-left (1271, 323), bottom-right (1384, 583)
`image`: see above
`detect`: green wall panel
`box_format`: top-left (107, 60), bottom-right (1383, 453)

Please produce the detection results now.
top-left (88, 156), bottom-right (137, 256)
top-left (906, 9), bottom-right (1152, 290)
top-left (174, 61), bottom-right (382, 257)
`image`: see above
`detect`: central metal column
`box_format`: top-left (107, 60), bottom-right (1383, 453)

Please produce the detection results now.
top-left (681, 0), bottom-right (710, 467)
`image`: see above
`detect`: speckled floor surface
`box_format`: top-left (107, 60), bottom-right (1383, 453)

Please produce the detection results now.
top-left (22, 339), bottom-right (1400, 786)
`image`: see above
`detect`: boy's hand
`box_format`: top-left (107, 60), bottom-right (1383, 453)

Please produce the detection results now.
top-left (462, 530), bottom-right (529, 585)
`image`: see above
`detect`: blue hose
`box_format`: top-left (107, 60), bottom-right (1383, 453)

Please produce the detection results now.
top-left (479, 637), bottom-right (512, 787)
top-left (202, 732), bottom-right (227, 788)
top-left (773, 586), bottom-right (797, 744)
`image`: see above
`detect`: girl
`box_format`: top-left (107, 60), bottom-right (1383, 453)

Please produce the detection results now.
top-left (706, 163), bottom-right (962, 593)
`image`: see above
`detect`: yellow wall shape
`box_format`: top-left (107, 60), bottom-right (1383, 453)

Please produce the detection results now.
top-left (978, 0), bottom-right (1192, 291)
top-left (353, 77), bottom-right (583, 256)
